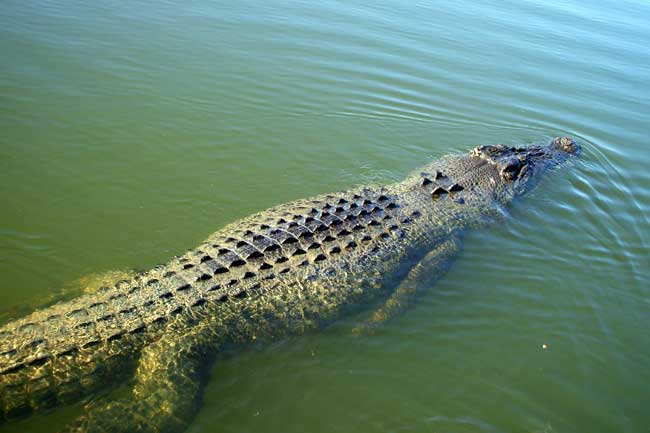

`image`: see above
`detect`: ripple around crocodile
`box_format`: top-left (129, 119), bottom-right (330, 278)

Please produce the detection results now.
top-left (0, 137), bottom-right (579, 433)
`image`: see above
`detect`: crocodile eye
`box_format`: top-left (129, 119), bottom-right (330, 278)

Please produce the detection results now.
top-left (500, 158), bottom-right (522, 181)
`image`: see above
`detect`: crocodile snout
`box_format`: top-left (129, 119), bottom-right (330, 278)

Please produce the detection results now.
top-left (551, 136), bottom-right (579, 155)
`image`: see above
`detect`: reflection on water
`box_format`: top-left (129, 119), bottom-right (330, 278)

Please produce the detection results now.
top-left (1, 0), bottom-right (649, 432)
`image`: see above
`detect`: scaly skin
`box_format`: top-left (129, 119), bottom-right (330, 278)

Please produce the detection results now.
top-left (0, 137), bottom-right (579, 432)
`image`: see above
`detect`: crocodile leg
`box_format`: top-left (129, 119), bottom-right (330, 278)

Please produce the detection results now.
top-left (0, 269), bottom-right (136, 323)
top-left (74, 270), bottom-right (139, 296)
top-left (60, 316), bottom-right (227, 433)
top-left (352, 234), bottom-right (463, 336)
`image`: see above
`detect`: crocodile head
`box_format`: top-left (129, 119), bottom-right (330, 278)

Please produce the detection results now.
top-left (419, 137), bottom-right (580, 206)
top-left (468, 136), bottom-right (580, 198)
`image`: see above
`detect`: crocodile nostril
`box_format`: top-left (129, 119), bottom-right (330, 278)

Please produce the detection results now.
top-left (552, 136), bottom-right (579, 154)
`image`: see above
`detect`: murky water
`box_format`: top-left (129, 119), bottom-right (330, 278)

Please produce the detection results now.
top-left (1, 1), bottom-right (649, 432)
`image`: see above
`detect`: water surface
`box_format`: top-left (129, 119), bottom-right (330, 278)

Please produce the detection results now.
top-left (1, 1), bottom-right (649, 432)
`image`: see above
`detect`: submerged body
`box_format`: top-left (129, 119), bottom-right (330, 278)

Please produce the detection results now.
top-left (0, 137), bottom-right (578, 432)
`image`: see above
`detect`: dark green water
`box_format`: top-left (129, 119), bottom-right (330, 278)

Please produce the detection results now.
top-left (1, 1), bottom-right (649, 432)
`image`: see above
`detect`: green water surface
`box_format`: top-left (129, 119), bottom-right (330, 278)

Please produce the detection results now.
top-left (1, 1), bottom-right (649, 432)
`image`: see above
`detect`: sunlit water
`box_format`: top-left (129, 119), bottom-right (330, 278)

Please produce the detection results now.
top-left (1, 1), bottom-right (649, 432)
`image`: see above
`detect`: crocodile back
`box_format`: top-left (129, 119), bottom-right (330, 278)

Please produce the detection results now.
top-left (0, 183), bottom-right (443, 419)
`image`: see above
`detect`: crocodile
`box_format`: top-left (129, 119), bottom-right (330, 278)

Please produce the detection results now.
top-left (0, 137), bottom-right (579, 432)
